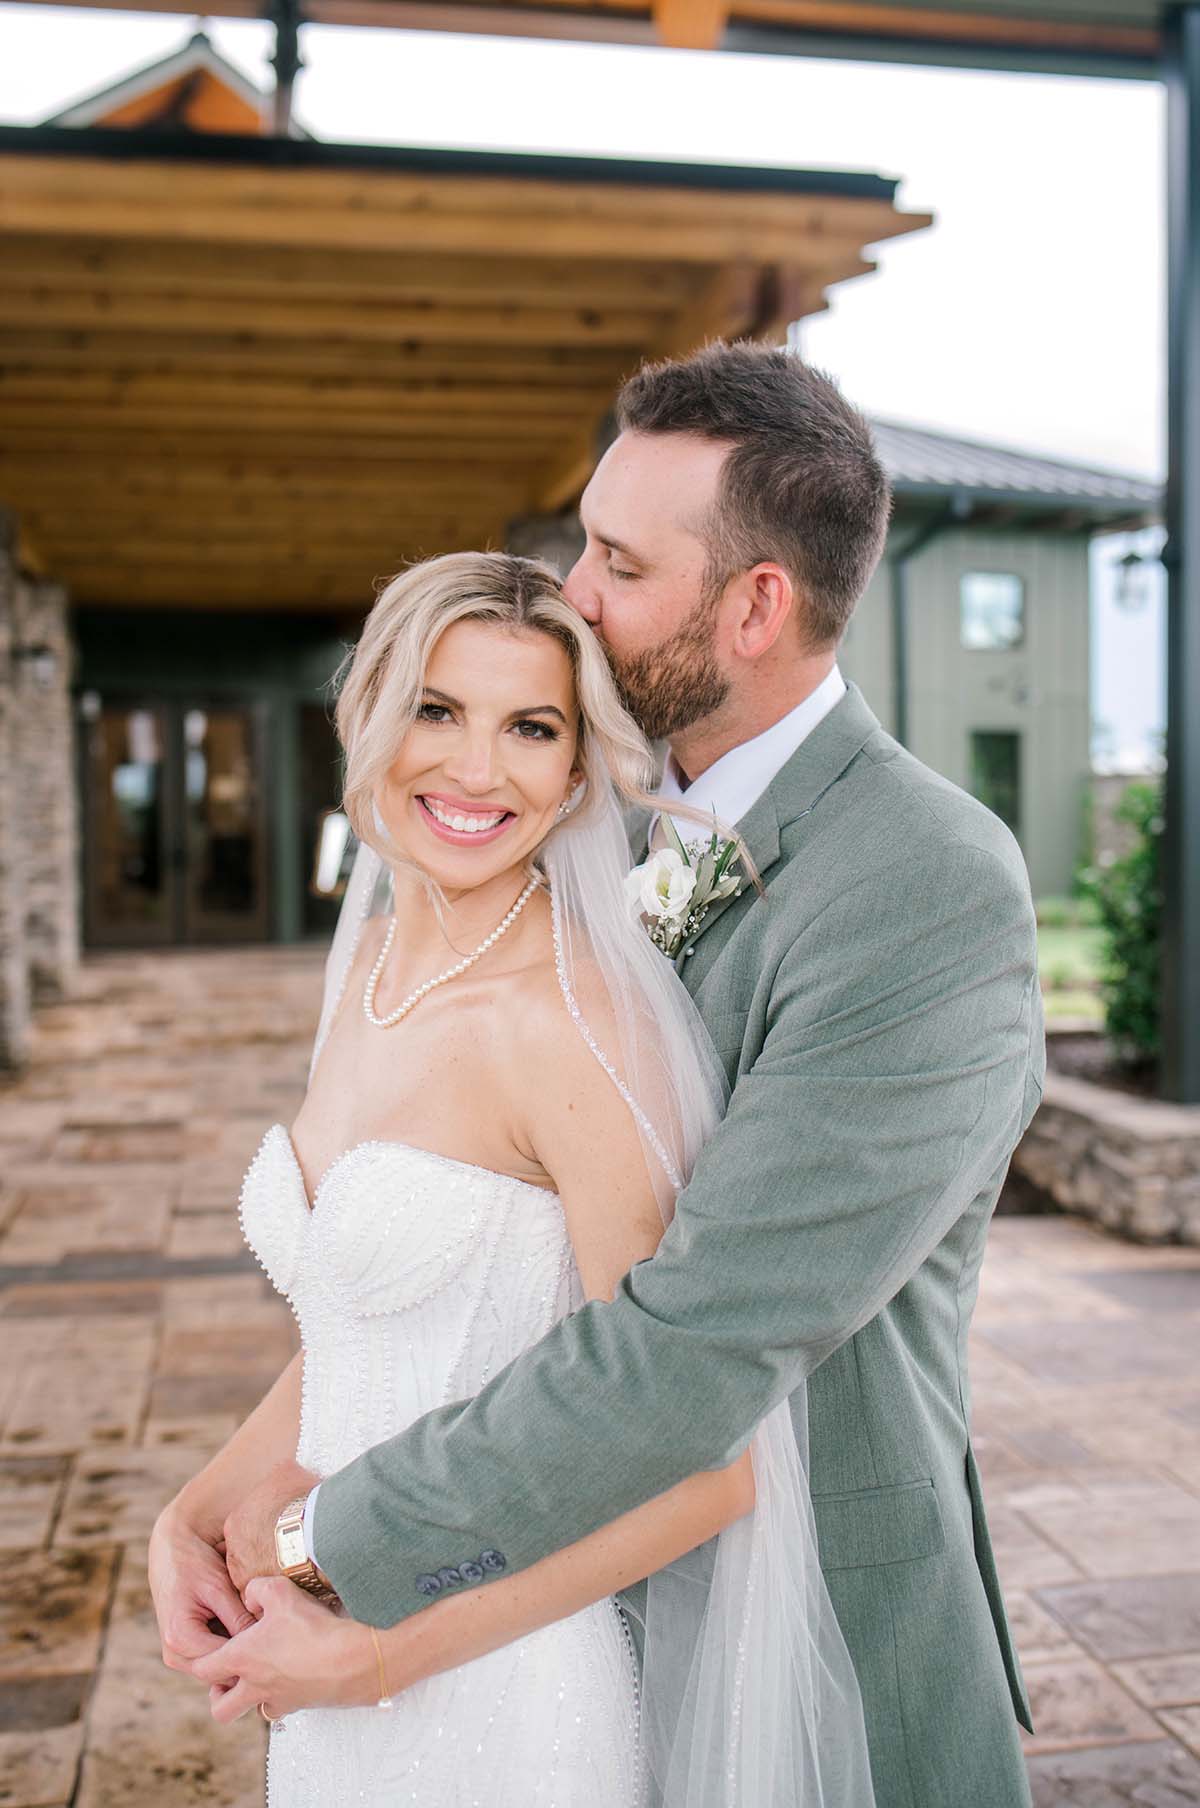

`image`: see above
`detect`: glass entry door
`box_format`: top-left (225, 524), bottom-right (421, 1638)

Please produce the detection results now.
top-left (181, 705), bottom-right (269, 941)
top-left (80, 696), bottom-right (270, 946)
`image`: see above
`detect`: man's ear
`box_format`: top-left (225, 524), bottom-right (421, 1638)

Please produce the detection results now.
top-left (730, 563), bottom-right (795, 662)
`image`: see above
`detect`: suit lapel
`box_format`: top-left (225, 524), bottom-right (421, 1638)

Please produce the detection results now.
top-left (670, 683), bottom-right (882, 971)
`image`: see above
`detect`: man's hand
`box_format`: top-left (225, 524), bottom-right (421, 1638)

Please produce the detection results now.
top-left (222, 1459), bottom-right (321, 1594)
top-left (149, 1501), bottom-right (257, 1674)
top-left (193, 1576), bottom-right (374, 1723)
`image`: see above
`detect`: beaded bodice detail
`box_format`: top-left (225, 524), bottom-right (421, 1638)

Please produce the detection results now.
top-left (238, 1124), bottom-right (641, 1808)
top-left (239, 1125), bottom-right (582, 1477)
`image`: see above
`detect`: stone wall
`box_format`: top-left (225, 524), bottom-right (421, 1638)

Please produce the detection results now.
top-left (13, 573), bottom-right (79, 1003)
top-left (1013, 1070), bottom-right (1200, 1244)
top-left (0, 511), bottom-right (80, 1068)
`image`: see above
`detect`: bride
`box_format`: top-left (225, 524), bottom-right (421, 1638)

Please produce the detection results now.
top-left (152, 551), bottom-right (873, 1807)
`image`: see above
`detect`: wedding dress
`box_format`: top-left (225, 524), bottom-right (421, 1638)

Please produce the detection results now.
top-left (238, 1121), bottom-right (643, 1808)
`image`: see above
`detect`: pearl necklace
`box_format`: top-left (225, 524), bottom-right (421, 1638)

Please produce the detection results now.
top-left (362, 877), bottom-right (540, 1029)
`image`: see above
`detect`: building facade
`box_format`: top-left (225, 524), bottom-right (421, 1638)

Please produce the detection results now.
top-left (839, 422), bottom-right (1156, 898)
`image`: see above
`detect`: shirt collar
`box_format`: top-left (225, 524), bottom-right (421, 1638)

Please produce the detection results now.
top-left (653, 664), bottom-right (846, 846)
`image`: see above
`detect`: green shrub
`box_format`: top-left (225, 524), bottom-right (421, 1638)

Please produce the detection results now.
top-left (1082, 780), bottom-right (1163, 1068)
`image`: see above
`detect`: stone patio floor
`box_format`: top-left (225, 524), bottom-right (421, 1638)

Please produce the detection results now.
top-left (0, 946), bottom-right (1198, 1808)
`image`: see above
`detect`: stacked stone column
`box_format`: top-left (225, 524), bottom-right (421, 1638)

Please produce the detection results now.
top-left (0, 511), bottom-right (29, 1068)
top-left (14, 570), bottom-right (80, 1004)
top-left (0, 508), bottom-right (80, 1068)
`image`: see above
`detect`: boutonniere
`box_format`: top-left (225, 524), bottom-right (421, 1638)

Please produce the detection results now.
top-left (625, 815), bottom-right (743, 958)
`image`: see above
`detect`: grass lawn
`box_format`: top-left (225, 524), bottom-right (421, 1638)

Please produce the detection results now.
top-left (1036, 916), bottom-right (1105, 1026)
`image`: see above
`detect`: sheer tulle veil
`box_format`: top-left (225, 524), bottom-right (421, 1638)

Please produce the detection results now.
top-left (308, 760), bottom-right (876, 1808)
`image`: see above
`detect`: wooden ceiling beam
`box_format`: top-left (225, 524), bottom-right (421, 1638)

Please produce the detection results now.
top-left (41, 537), bottom-right (495, 568)
top-left (0, 426), bottom-right (549, 463)
top-left (0, 154), bottom-right (916, 232)
top-left (0, 332), bottom-right (637, 386)
top-left (24, 507), bottom-right (494, 537)
top-left (0, 199), bottom-right (897, 262)
top-left (0, 367), bottom-right (614, 410)
top-left (0, 287), bottom-right (668, 347)
top-left (653, 0), bottom-right (729, 50)
top-left (0, 157), bottom-right (930, 262)
top-left (0, 234), bottom-right (701, 309)
top-left (0, 457), bottom-right (530, 501)
top-left (0, 402), bottom-right (572, 441)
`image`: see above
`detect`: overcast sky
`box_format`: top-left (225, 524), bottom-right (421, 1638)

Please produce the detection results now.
top-left (0, 9), bottom-right (1168, 766)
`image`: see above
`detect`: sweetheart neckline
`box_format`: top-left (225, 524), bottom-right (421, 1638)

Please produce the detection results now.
top-left (267, 1123), bottom-right (560, 1215)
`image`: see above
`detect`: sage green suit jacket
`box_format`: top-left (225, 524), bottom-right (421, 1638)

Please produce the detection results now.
top-left (315, 684), bottom-right (1043, 1808)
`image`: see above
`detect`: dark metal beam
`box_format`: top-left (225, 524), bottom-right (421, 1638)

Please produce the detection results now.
top-left (721, 19), bottom-right (1158, 80)
top-left (1162, 2), bottom-right (1200, 1103)
top-left (268, 0), bottom-right (305, 136)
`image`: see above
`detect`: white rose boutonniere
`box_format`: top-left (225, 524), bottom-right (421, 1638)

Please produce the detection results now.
top-left (626, 815), bottom-right (743, 958)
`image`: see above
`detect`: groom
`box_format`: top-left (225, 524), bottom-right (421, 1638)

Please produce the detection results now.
top-left (223, 343), bottom-right (1043, 1805)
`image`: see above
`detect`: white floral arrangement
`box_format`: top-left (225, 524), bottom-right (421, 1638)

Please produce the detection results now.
top-left (625, 815), bottom-right (743, 958)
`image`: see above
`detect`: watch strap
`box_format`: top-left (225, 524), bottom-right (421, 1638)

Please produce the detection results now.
top-left (275, 1493), bottom-right (340, 1607)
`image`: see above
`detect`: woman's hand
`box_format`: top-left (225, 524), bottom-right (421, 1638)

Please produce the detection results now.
top-left (192, 1576), bottom-right (377, 1723)
top-left (149, 1500), bottom-right (258, 1674)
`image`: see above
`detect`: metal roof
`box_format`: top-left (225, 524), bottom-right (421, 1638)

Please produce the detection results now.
top-left (871, 417), bottom-right (1161, 522)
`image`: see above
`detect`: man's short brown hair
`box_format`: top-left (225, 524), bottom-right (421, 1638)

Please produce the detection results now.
top-left (615, 340), bottom-right (892, 648)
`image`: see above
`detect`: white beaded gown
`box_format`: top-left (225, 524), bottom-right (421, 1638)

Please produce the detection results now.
top-left (238, 1122), bottom-right (643, 1808)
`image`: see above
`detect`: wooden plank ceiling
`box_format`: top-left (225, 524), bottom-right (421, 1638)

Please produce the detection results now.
top-left (0, 147), bottom-right (930, 612)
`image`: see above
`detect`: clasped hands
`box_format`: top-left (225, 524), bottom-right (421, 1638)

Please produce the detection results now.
top-left (150, 1460), bottom-right (376, 1723)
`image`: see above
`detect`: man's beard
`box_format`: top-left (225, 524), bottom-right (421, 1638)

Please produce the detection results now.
top-left (604, 596), bottom-right (730, 744)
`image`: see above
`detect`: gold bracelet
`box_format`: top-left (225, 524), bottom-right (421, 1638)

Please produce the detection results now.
top-left (369, 1625), bottom-right (392, 1708)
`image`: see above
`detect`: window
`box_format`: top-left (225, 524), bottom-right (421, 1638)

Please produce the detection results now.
top-left (961, 572), bottom-right (1025, 650)
top-left (970, 731), bottom-right (1021, 839)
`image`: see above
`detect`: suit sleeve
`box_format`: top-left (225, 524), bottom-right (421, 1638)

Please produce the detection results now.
top-left (313, 840), bottom-right (1044, 1626)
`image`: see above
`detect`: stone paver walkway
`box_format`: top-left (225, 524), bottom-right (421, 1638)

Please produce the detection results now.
top-left (1, 948), bottom-right (1198, 1808)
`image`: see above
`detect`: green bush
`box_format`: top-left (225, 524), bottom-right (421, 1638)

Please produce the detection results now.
top-left (1081, 780), bottom-right (1163, 1069)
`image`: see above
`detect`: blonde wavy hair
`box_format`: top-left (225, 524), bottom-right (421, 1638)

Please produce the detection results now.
top-left (332, 551), bottom-right (663, 862)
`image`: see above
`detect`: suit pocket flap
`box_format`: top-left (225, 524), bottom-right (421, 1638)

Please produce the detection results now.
top-left (813, 1478), bottom-right (945, 1571)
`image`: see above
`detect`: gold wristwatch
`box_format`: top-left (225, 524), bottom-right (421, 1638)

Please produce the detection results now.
top-left (274, 1494), bottom-right (341, 1606)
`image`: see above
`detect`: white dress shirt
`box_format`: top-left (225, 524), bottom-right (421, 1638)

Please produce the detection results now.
top-left (649, 664), bottom-right (846, 851)
top-left (303, 665), bottom-right (846, 1568)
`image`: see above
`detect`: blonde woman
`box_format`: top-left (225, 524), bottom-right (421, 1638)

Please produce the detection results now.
top-left (151, 552), bottom-right (871, 1808)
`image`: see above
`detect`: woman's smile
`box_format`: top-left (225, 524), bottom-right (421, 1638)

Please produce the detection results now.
top-left (415, 791), bottom-right (517, 847)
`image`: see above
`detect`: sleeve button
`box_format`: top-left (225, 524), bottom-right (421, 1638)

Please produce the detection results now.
top-left (415, 1573), bottom-right (442, 1597)
top-left (436, 1566), bottom-right (462, 1589)
top-left (459, 1559), bottom-right (484, 1584)
top-left (479, 1549), bottom-right (507, 1573)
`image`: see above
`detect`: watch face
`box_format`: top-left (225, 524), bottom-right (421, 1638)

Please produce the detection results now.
top-left (277, 1524), bottom-right (307, 1571)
